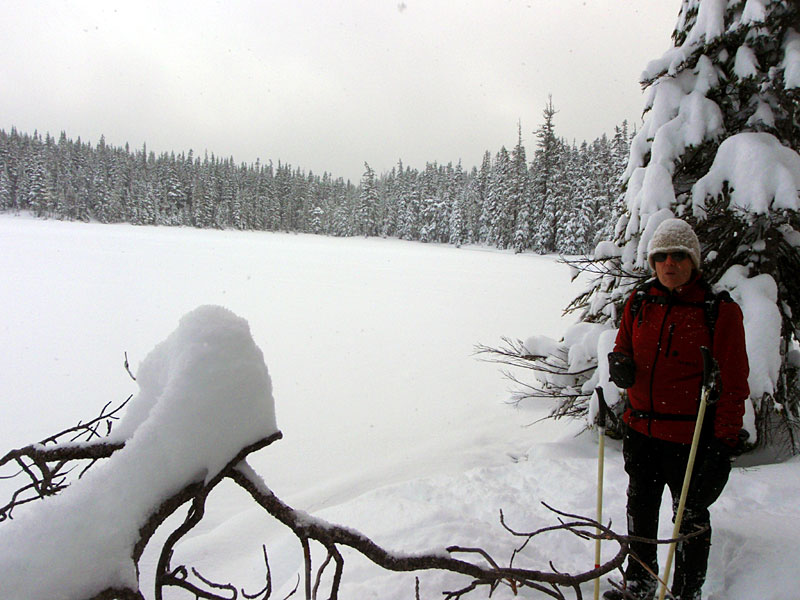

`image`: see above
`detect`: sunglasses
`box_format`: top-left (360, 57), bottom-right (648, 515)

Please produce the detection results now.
top-left (652, 251), bottom-right (689, 263)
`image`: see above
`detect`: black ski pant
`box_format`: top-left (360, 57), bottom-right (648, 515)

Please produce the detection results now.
top-left (622, 426), bottom-right (731, 598)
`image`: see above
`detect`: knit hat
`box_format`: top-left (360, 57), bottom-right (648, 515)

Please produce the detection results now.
top-left (647, 218), bottom-right (701, 271)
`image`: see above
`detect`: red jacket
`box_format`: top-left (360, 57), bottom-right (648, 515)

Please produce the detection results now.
top-left (614, 275), bottom-right (749, 444)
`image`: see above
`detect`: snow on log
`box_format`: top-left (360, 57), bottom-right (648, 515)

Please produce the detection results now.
top-left (0, 305), bottom-right (277, 600)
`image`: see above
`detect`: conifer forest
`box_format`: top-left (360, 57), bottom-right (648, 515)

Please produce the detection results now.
top-left (0, 103), bottom-right (632, 256)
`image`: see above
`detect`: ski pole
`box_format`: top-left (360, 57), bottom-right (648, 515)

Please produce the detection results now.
top-left (594, 387), bottom-right (608, 600)
top-left (657, 347), bottom-right (718, 600)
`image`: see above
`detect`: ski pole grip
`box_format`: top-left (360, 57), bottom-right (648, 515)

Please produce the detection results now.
top-left (595, 387), bottom-right (608, 428)
top-left (699, 346), bottom-right (717, 391)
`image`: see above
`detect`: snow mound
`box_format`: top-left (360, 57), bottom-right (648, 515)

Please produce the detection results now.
top-left (0, 305), bottom-right (277, 600)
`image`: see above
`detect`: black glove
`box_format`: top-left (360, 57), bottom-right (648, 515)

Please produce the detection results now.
top-left (690, 437), bottom-right (734, 505)
top-left (704, 437), bottom-right (735, 463)
top-left (608, 352), bottom-right (636, 388)
top-left (730, 429), bottom-right (751, 456)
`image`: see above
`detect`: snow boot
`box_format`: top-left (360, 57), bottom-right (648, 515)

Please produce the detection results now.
top-left (602, 579), bottom-right (656, 600)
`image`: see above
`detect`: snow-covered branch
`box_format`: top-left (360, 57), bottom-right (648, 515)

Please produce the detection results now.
top-left (228, 460), bottom-right (632, 600)
top-left (0, 418), bottom-right (654, 600)
top-left (474, 331), bottom-right (623, 432)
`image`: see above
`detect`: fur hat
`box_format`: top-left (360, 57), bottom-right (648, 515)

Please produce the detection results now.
top-left (647, 218), bottom-right (701, 271)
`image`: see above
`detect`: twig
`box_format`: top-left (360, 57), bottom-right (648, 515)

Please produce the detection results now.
top-left (242, 546), bottom-right (273, 600)
top-left (124, 352), bottom-right (137, 381)
top-left (0, 398), bottom-right (132, 521)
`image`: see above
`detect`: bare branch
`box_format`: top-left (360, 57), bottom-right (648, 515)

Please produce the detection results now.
top-left (242, 546), bottom-right (273, 600)
top-left (0, 398), bottom-right (132, 521)
top-left (124, 352), bottom-right (137, 382)
top-left (445, 547), bottom-right (502, 571)
top-left (46, 397), bottom-right (131, 447)
top-left (160, 566), bottom-right (236, 600)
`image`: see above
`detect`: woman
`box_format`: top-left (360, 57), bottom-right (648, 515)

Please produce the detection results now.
top-left (604, 218), bottom-right (749, 600)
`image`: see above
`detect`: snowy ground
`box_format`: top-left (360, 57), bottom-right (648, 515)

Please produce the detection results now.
top-left (1, 215), bottom-right (798, 599)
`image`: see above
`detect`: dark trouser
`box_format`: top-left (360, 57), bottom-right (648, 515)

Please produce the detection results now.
top-left (622, 427), bottom-right (731, 598)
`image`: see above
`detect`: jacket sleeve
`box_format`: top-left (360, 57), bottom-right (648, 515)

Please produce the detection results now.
top-left (712, 300), bottom-right (749, 442)
top-left (614, 292), bottom-right (635, 356)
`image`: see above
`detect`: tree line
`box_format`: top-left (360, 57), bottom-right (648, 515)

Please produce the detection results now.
top-left (0, 101), bottom-right (632, 255)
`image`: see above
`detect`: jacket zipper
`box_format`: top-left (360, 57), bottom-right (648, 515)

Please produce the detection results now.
top-left (664, 323), bottom-right (676, 357)
top-left (647, 303), bottom-right (673, 436)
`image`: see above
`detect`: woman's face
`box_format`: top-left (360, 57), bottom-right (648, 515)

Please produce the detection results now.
top-left (653, 251), bottom-right (694, 291)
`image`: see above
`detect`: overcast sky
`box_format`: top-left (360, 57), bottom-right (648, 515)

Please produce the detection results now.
top-left (2, 1), bottom-right (678, 182)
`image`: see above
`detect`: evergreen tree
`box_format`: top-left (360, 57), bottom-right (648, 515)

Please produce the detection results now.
top-left (27, 148), bottom-right (50, 217)
top-left (331, 181), bottom-right (356, 237)
top-left (590, 132), bottom-right (621, 248)
top-left (476, 151), bottom-right (493, 244)
top-left (159, 155), bottom-right (184, 226)
top-left (378, 167), bottom-right (396, 237)
top-left (531, 96), bottom-right (560, 252)
top-left (553, 141), bottom-right (577, 254)
top-left (566, 141), bottom-right (594, 254)
top-left (417, 163), bottom-right (440, 243)
top-left (3, 127), bottom-right (23, 212)
top-left (274, 162), bottom-right (293, 232)
top-left (487, 147), bottom-right (511, 247)
top-left (261, 161), bottom-right (281, 231)
top-left (509, 123), bottom-right (532, 253)
top-left (289, 167), bottom-right (308, 232)
top-left (433, 163), bottom-right (454, 243)
top-left (307, 172), bottom-right (327, 235)
top-left (448, 161), bottom-right (468, 247)
top-left (357, 162), bottom-right (379, 237)
top-left (463, 166), bottom-right (482, 245)
top-left (612, 121), bottom-right (630, 177)
top-left (396, 161), bottom-right (419, 240)
top-left (0, 159), bottom-right (11, 211)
